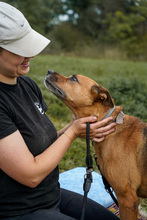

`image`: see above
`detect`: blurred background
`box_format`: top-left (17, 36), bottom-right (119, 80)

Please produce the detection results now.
top-left (3, 0), bottom-right (147, 60)
top-left (2, 0), bottom-right (147, 171)
top-left (2, 2), bottom-right (147, 212)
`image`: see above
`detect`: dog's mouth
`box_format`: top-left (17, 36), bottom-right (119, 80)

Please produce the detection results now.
top-left (44, 77), bottom-right (66, 100)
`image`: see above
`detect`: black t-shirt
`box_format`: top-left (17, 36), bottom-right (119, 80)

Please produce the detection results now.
top-left (0, 76), bottom-right (60, 217)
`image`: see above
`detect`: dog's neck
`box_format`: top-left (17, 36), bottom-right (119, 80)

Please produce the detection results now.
top-left (106, 106), bottom-right (124, 124)
top-left (103, 105), bottom-right (124, 124)
top-left (92, 104), bottom-right (124, 124)
top-left (74, 104), bottom-right (124, 124)
top-left (103, 105), bottom-right (116, 120)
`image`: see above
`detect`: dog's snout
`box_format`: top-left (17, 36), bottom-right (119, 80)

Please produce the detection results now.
top-left (47, 70), bottom-right (55, 75)
top-left (46, 70), bottom-right (59, 82)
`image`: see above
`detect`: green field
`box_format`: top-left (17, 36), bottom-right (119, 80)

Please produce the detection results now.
top-left (30, 54), bottom-right (147, 172)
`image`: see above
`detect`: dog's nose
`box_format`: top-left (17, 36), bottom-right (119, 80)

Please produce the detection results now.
top-left (47, 70), bottom-right (55, 75)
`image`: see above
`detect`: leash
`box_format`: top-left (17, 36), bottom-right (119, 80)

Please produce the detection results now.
top-left (94, 154), bottom-right (119, 207)
top-left (95, 105), bottom-right (123, 207)
top-left (80, 122), bottom-right (93, 220)
top-left (80, 120), bottom-right (119, 220)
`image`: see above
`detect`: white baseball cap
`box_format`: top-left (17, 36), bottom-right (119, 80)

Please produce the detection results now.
top-left (0, 2), bottom-right (50, 57)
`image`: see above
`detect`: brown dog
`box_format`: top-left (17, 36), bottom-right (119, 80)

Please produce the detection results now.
top-left (45, 70), bottom-right (147, 220)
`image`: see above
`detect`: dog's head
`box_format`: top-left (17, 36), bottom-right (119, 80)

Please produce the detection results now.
top-left (45, 70), bottom-right (114, 119)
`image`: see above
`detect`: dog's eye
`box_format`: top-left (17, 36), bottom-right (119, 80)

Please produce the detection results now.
top-left (69, 75), bottom-right (79, 83)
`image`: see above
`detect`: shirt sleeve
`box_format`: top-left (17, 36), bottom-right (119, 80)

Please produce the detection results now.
top-left (0, 107), bottom-right (17, 139)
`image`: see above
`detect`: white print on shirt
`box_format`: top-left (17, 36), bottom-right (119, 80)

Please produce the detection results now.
top-left (34, 102), bottom-right (45, 114)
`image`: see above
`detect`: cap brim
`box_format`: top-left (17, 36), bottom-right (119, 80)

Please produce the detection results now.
top-left (1, 29), bottom-right (50, 57)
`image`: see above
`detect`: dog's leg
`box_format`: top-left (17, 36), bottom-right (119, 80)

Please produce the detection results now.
top-left (117, 191), bottom-right (139, 220)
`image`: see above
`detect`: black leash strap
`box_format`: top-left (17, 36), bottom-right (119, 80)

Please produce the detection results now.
top-left (94, 154), bottom-right (119, 207)
top-left (86, 122), bottom-right (93, 170)
top-left (80, 122), bottom-right (93, 220)
top-left (102, 176), bottom-right (119, 207)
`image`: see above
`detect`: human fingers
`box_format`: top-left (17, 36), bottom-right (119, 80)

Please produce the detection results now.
top-left (91, 122), bottom-right (116, 135)
top-left (92, 136), bottom-right (105, 143)
top-left (71, 116), bottom-right (97, 137)
top-left (90, 116), bottom-right (114, 130)
top-left (92, 126), bottom-right (116, 140)
top-left (91, 126), bottom-right (115, 144)
top-left (89, 117), bottom-right (116, 141)
top-left (92, 127), bottom-right (115, 143)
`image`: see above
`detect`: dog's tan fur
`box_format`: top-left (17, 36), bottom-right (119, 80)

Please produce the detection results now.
top-left (45, 71), bottom-right (147, 220)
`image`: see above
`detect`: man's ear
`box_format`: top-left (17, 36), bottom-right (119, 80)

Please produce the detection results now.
top-left (91, 85), bottom-right (114, 108)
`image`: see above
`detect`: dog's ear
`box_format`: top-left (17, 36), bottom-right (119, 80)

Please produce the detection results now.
top-left (91, 85), bottom-right (114, 107)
